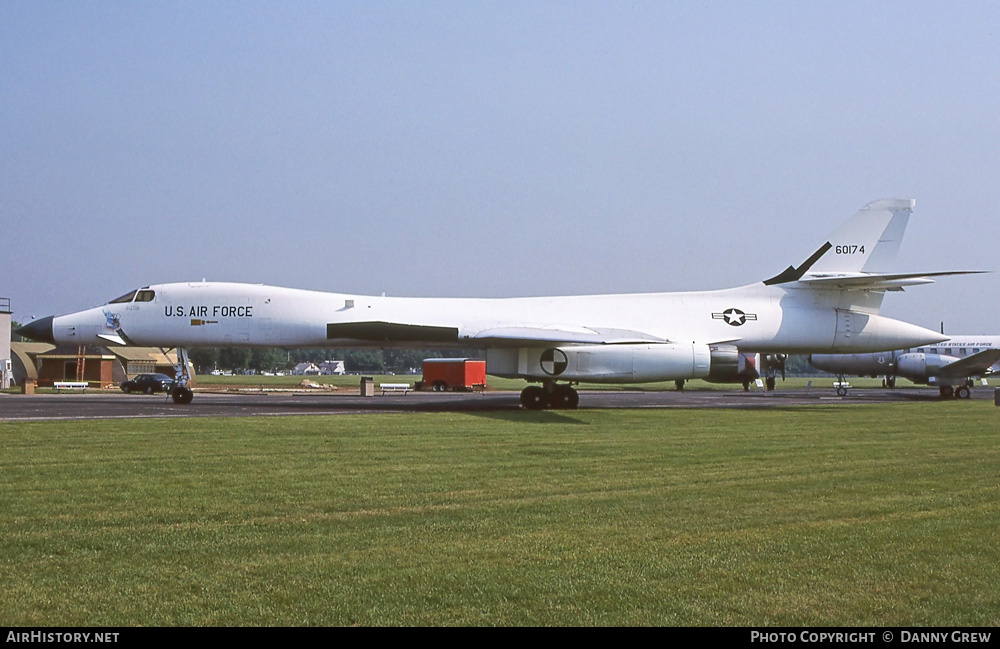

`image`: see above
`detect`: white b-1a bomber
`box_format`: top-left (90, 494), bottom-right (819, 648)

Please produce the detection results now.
top-left (18, 198), bottom-right (982, 407)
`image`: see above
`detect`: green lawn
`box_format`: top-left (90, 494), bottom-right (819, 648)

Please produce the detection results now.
top-left (2, 404), bottom-right (998, 626)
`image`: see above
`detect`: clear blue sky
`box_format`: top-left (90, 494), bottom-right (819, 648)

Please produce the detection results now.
top-left (3, 1), bottom-right (998, 333)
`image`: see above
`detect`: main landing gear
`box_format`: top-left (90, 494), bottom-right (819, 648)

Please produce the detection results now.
top-left (520, 382), bottom-right (580, 410)
top-left (939, 383), bottom-right (972, 399)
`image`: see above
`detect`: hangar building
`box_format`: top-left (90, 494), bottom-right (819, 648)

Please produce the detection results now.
top-left (10, 342), bottom-right (195, 389)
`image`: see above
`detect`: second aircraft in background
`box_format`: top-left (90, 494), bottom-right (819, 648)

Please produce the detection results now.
top-left (810, 335), bottom-right (1000, 398)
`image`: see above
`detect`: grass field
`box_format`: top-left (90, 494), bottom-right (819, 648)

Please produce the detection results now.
top-left (2, 403), bottom-right (999, 626)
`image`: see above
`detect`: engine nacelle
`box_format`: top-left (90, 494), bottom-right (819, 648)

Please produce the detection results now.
top-left (487, 343), bottom-right (715, 383)
top-left (895, 353), bottom-right (957, 383)
top-left (704, 345), bottom-right (761, 383)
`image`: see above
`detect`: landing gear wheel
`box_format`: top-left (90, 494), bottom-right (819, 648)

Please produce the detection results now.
top-left (939, 386), bottom-right (954, 398)
top-left (955, 386), bottom-right (971, 399)
top-left (765, 376), bottom-right (776, 391)
top-left (549, 385), bottom-right (580, 409)
top-left (836, 386), bottom-right (848, 397)
top-left (520, 386), bottom-right (547, 410)
top-left (171, 386), bottom-right (194, 404)
top-left (674, 380), bottom-right (685, 391)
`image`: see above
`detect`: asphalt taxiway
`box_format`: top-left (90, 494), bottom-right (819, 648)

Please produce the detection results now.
top-left (1, 386), bottom-right (994, 421)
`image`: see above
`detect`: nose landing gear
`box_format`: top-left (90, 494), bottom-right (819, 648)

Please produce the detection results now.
top-left (166, 347), bottom-right (194, 404)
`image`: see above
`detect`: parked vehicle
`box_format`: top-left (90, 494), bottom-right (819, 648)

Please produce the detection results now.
top-left (120, 373), bottom-right (175, 394)
top-left (418, 358), bottom-right (486, 391)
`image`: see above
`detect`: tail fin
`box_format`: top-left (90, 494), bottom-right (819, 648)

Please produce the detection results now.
top-left (765, 198), bottom-right (914, 285)
top-left (810, 198), bottom-right (913, 274)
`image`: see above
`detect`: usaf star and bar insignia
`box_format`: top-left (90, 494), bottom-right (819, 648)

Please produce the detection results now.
top-left (712, 308), bottom-right (757, 327)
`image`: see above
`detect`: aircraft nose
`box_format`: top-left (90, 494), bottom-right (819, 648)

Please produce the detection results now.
top-left (16, 316), bottom-right (55, 344)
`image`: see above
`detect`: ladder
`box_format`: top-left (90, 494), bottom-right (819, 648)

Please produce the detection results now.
top-left (76, 345), bottom-right (86, 382)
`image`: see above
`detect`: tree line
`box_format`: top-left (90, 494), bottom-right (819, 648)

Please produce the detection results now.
top-left (187, 347), bottom-right (485, 374)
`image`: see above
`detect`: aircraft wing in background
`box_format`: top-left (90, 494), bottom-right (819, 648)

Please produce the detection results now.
top-left (935, 349), bottom-right (1000, 379)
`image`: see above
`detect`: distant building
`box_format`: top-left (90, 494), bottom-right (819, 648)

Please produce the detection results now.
top-left (292, 362), bottom-right (321, 376)
top-left (318, 360), bottom-right (346, 375)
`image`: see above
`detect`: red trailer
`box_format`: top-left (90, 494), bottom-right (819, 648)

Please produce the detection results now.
top-left (419, 358), bottom-right (487, 391)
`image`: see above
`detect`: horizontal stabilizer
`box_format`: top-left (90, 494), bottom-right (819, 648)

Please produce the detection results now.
top-left (472, 326), bottom-right (667, 345)
top-left (796, 270), bottom-right (988, 291)
top-left (937, 349), bottom-right (1000, 379)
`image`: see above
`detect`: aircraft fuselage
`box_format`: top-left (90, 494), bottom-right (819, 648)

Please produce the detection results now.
top-left (47, 280), bottom-right (942, 358)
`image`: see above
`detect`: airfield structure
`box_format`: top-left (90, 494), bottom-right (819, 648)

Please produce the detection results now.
top-left (1, 298), bottom-right (11, 388)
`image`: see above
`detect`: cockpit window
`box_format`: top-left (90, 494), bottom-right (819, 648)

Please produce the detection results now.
top-left (109, 290), bottom-right (138, 304)
top-left (134, 290), bottom-right (155, 302)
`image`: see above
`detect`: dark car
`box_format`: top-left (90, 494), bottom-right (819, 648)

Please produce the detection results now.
top-left (120, 373), bottom-right (175, 394)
